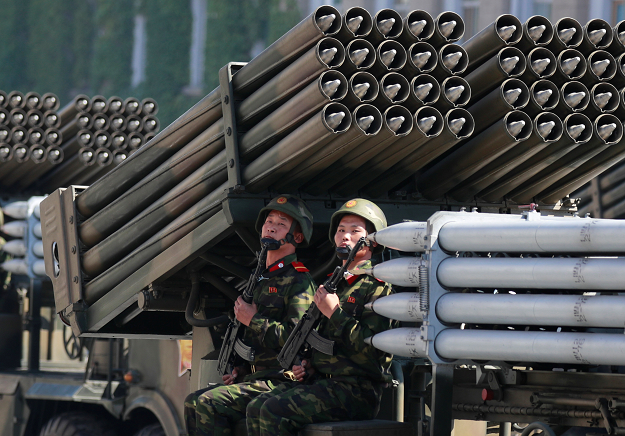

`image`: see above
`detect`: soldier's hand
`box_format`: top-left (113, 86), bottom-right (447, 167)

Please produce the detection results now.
top-left (292, 359), bottom-right (315, 382)
top-left (234, 296), bottom-right (258, 326)
top-left (223, 369), bottom-right (237, 385)
top-left (315, 286), bottom-right (339, 319)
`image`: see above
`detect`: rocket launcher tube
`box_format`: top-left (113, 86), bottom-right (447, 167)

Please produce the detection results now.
top-left (398, 10), bottom-right (434, 46)
top-left (464, 46), bottom-right (526, 102)
top-left (462, 14), bottom-right (522, 73)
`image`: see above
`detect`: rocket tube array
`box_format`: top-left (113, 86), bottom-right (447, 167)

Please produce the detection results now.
top-left (362, 214), bottom-right (625, 366)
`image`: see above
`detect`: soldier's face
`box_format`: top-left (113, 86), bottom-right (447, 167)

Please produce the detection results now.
top-left (262, 210), bottom-right (294, 242)
top-left (335, 215), bottom-right (370, 258)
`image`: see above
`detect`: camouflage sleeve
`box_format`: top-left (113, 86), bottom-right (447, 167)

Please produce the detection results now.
top-left (327, 280), bottom-right (393, 355)
top-left (247, 272), bottom-right (315, 350)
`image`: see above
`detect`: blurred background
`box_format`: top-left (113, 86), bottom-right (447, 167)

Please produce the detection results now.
top-left (2, 0), bottom-right (624, 128)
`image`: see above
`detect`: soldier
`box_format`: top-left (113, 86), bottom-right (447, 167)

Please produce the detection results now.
top-left (246, 198), bottom-right (395, 436)
top-left (184, 195), bottom-right (316, 436)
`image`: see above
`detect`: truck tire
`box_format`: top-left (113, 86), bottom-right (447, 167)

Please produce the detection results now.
top-left (39, 411), bottom-right (117, 436)
top-left (132, 423), bottom-right (166, 436)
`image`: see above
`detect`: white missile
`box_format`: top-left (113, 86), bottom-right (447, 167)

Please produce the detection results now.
top-left (326, 112), bottom-right (346, 129)
top-left (503, 88), bottom-right (522, 105)
top-left (349, 48), bottom-right (369, 66)
top-left (567, 123), bottom-right (586, 139)
top-left (1, 240), bottom-right (26, 256)
top-left (561, 56), bottom-right (581, 75)
top-left (317, 14), bottom-right (336, 32)
top-left (33, 260), bottom-right (46, 277)
top-left (558, 27), bottom-right (576, 44)
top-left (598, 123), bottom-right (617, 141)
top-left (1, 259), bottom-right (28, 275)
top-left (353, 82), bottom-right (370, 99)
top-left (378, 18), bottom-right (395, 36)
top-left (367, 221), bottom-right (428, 252)
top-left (564, 91), bottom-right (585, 108)
top-left (412, 51), bottom-right (432, 69)
top-left (32, 222), bottom-right (42, 239)
top-left (534, 89), bottom-right (552, 106)
top-left (347, 16), bottom-right (363, 33)
top-left (436, 293), bottom-right (625, 328)
top-left (594, 92), bottom-right (613, 109)
top-left (365, 292), bottom-right (425, 322)
top-left (364, 328), bottom-right (426, 358)
top-left (445, 85), bottom-right (465, 103)
top-left (322, 79), bottom-right (341, 97)
top-left (357, 116), bottom-right (375, 131)
top-left (442, 52), bottom-right (462, 70)
top-left (2, 201), bottom-right (29, 219)
top-left (620, 30), bottom-right (625, 45)
top-left (449, 117), bottom-right (466, 135)
top-left (351, 257), bottom-right (424, 287)
top-left (531, 58), bottom-right (550, 75)
top-left (591, 59), bottom-right (610, 77)
top-left (381, 49), bottom-right (397, 67)
top-left (497, 25), bottom-right (516, 41)
top-left (507, 120), bottom-right (525, 137)
top-left (417, 116), bottom-right (436, 134)
top-left (320, 47), bottom-right (338, 64)
top-left (439, 20), bottom-right (456, 38)
top-left (435, 329), bottom-right (625, 366)
top-left (384, 84), bottom-right (401, 100)
top-left (437, 218), bottom-right (625, 253)
top-left (415, 82), bottom-right (433, 100)
top-left (528, 24), bottom-right (546, 42)
top-left (1, 221), bottom-right (27, 238)
top-left (437, 257), bottom-right (625, 291)
top-left (500, 56), bottom-right (519, 74)
top-left (409, 19), bottom-right (427, 36)
top-left (33, 240), bottom-right (44, 258)
top-left (537, 121), bottom-right (556, 138)
top-left (588, 28), bottom-right (606, 45)
top-left (388, 116), bottom-right (405, 132)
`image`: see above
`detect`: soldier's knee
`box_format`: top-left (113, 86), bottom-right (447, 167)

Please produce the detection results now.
top-left (184, 391), bottom-right (199, 409)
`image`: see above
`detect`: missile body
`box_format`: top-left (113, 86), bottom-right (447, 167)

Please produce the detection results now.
top-left (367, 221), bottom-right (428, 252)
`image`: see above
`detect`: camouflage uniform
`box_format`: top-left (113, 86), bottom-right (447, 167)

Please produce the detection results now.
top-left (246, 259), bottom-right (394, 436)
top-left (184, 252), bottom-right (315, 436)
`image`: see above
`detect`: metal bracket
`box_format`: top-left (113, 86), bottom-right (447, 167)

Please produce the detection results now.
top-left (219, 62), bottom-right (247, 193)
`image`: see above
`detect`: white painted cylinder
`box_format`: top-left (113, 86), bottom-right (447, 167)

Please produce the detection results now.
top-left (436, 293), bottom-right (625, 327)
top-left (435, 329), bottom-right (625, 365)
top-left (367, 292), bottom-right (425, 322)
top-left (365, 328), bottom-right (427, 358)
top-left (357, 257), bottom-right (424, 287)
top-left (367, 221), bottom-right (428, 252)
top-left (437, 257), bottom-right (625, 290)
top-left (438, 218), bottom-right (625, 253)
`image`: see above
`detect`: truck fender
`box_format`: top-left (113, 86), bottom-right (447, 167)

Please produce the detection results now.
top-left (124, 388), bottom-right (183, 436)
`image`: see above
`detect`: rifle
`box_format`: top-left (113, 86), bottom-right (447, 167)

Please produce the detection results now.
top-left (217, 238), bottom-right (280, 377)
top-left (277, 237), bottom-right (367, 370)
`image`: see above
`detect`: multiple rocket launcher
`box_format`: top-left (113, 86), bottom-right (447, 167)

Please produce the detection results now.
top-left (0, 92), bottom-right (160, 192)
top-left (362, 211), bottom-right (625, 367)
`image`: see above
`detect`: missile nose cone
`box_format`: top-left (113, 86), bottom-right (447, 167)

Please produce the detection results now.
top-left (449, 117), bottom-right (466, 135)
top-left (619, 30), bottom-right (625, 45)
top-left (31, 148), bottom-right (44, 159)
top-left (418, 116), bottom-right (437, 133)
top-left (588, 28), bottom-right (607, 45)
top-left (595, 92), bottom-right (613, 109)
top-left (0, 260), bottom-right (28, 275)
top-left (409, 19), bottom-right (427, 36)
top-left (384, 83), bottom-right (402, 99)
top-left (412, 51), bottom-right (432, 68)
top-left (415, 82), bottom-right (433, 100)
top-left (507, 120), bottom-right (526, 136)
top-left (440, 20), bottom-right (456, 38)
top-left (531, 58), bottom-right (551, 75)
top-left (317, 13), bottom-right (336, 32)
top-left (347, 15), bottom-right (364, 33)
top-left (504, 88), bottom-right (522, 105)
top-left (567, 123), bottom-right (586, 139)
top-left (528, 24), bottom-right (546, 42)
top-left (364, 336), bottom-right (373, 345)
top-left (97, 152), bottom-right (110, 164)
top-left (357, 115), bottom-right (375, 131)
top-left (497, 25), bottom-right (517, 41)
top-left (322, 79), bottom-right (342, 97)
top-left (320, 47), bottom-right (338, 64)
top-left (326, 111), bottom-right (346, 129)
top-left (114, 152), bottom-right (127, 164)
top-left (1, 221), bottom-right (27, 238)
top-left (534, 89), bottom-right (553, 106)
top-left (537, 121), bottom-right (556, 138)
top-left (564, 91), bottom-right (586, 108)
top-left (561, 57), bottom-right (581, 75)
top-left (2, 201), bottom-right (28, 219)
top-left (388, 116), bottom-right (406, 132)
top-left (0, 147), bottom-right (9, 159)
top-left (82, 150), bottom-right (94, 160)
top-left (443, 52), bottom-right (462, 70)
top-left (14, 147), bottom-right (27, 159)
top-left (353, 82), bottom-right (371, 99)
top-left (501, 56), bottom-right (520, 74)
top-left (349, 48), bottom-right (369, 66)
top-left (445, 85), bottom-right (465, 103)
top-left (378, 18), bottom-right (396, 35)
top-left (598, 123), bottom-right (617, 140)
top-left (49, 149), bottom-right (61, 160)
top-left (381, 49), bottom-right (397, 67)
top-left (2, 240), bottom-right (27, 257)
top-left (591, 59), bottom-right (610, 77)
top-left (12, 113), bottom-right (23, 123)
top-left (558, 27), bottom-right (576, 43)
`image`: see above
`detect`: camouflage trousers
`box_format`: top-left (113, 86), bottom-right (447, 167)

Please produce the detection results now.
top-left (184, 378), bottom-right (285, 436)
top-left (246, 377), bottom-right (383, 436)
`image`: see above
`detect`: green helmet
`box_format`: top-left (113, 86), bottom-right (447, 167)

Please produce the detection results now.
top-left (255, 195), bottom-right (313, 247)
top-left (329, 198), bottom-right (387, 252)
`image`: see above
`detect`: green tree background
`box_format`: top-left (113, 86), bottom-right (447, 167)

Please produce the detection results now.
top-left (0, 0), bottom-right (303, 127)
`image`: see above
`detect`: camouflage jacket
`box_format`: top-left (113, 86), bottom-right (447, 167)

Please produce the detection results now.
top-left (311, 259), bottom-right (394, 383)
top-left (242, 253), bottom-right (315, 369)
